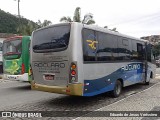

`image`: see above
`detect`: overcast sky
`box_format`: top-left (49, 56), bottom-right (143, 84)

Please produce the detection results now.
top-left (0, 0), bottom-right (160, 38)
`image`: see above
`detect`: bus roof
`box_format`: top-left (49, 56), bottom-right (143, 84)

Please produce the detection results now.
top-left (33, 22), bottom-right (71, 33)
top-left (82, 23), bottom-right (148, 43)
top-left (4, 36), bottom-right (30, 42)
top-left (33, 22), bottom-right (148, 43)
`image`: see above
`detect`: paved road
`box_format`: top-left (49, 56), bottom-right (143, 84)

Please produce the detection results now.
top-left (156, 67), bottom-right (160, 75)
top-left (0, 80), bottom-right (64, 109)
top-left (0, 68), bottom-right (160, 120)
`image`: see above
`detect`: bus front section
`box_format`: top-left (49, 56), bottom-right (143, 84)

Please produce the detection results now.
top-left (3, 36), bottom-right (30, 81)
top-left (31, 23), bottom-right (83, 96)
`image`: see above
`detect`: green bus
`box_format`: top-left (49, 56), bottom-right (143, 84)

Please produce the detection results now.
top-left (3, 36), bottom-right (31, 82)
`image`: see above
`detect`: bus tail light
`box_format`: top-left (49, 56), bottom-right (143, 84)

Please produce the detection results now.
top-left (69, 62), bottom-right (78, 83)
top-left (71, 70), bottom-right (76, 76)
top-left (21, 63), bottom-right (25, 74)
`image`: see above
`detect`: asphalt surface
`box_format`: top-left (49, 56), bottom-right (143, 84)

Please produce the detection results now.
top-left (0, 68), bottom-right (160, 120)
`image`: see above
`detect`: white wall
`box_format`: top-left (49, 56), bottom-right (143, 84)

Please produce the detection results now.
top-left (0, 38), bottom-right (5, 43)
top-left (0, 38), bottom-right (4, 62)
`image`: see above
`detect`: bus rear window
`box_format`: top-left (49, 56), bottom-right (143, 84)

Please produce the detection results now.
top-left (32, 25), bottom-right (70, 53)
top-left (3, 39), bottom-right (22, 55)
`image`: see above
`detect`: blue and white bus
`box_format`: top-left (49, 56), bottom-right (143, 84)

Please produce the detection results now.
top-left (31, 22), bottom-right (156, 97)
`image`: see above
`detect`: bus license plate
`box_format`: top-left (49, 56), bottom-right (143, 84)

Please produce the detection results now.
top-left (44, 74), bottom-right (55, 81)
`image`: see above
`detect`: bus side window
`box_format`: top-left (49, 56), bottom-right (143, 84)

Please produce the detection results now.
top-left (146, 44), bottom-right (152, 62)
top-left (97, 32), bottom-right (118, 61)
top-left (137, 43), bottom-right (144, 60)
top-left (82, 29), bottom-right (97, 62)
top-left (117, 38), bottom-right (131, 61)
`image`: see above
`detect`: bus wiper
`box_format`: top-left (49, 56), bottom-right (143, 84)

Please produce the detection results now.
top-left (33, 42), bottom-right (67, 50)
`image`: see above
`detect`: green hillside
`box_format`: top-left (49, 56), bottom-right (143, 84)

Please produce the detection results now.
top-left (0, 9), bottom-right (38, 34)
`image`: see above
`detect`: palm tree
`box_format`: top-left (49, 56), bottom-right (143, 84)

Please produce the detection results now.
top-left (73, 7), bottom-right (81, 22)
top-left (60, 7), bottom-right (95, 25)
top-left (82, 13), bottom-right (95, 24)
top-left (37, 20), bottom-right (52, 28)
top-left (42, 20), bottom-right (52, 27)
top-left (60, 17), bottom-right (72, 22)
top-left (17, 22), bottom-right (39, 35)
top-left (104, 26), bottom-right (118, 32)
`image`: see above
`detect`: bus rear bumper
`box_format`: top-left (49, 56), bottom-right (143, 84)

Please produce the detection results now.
top-left (3, 73), bottom-right (29, 81)
top-left (31, 82), bottom-right (83, 96)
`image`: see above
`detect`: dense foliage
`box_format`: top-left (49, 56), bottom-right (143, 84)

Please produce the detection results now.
top-left (0, 9), bottom-right (38, 34)
top-left (152, 43), bottom-right (160, 58)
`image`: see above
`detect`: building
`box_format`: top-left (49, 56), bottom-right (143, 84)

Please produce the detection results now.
top-left (141, 35), bottom-right (160, 45)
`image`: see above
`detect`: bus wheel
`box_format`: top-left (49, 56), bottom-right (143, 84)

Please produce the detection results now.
top-left (145, 72), bottom-right (152, 85)
top-left (111, 80), bottom-right (122, 98)
top-left (145, 81), bottom-right (150, 85)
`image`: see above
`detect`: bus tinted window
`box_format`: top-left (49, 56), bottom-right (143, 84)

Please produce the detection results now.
top-left (3, 39), bottom-right (22, 55)
top-left (33, 25), bottom-right (70, 53)
top-left (117, 38), bottom-right (131, 60)
top-left (147, 44), bottom-right (152, 62)
top-left (137, 43), bottom-right (144, 60)
top-left (131, 40), bottom-right (144, 60)
top-left (97, 32), bottom-right (118, 61)
top-left (82, 29), bottom-right (97, 61)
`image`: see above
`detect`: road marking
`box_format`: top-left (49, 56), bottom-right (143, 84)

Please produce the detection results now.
top-left (73, 81), bottom-right (160, 120)
top-left (125, 91), bottom-right (137, 96)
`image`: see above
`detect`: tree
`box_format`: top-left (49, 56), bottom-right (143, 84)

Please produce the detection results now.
top-left (60, 7), bottom-right (95, 25)
top-left (37, 20), bottom-right (52, 28)
top-left (0, 9), bottom-right (38, 34)
top-left (60, 17), bottom-right (72, 22)
top-left (73, 7), bottom-right (81, 22)
top-left (17, 21), bottom-right (39, 35)
top-left (104, 26), bottom-right (118, 32)
top-left (152, 43), bottom-right (160, 58)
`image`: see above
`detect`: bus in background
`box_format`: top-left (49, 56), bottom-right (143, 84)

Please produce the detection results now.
top-left (31, 22), bottom-right (156, 97)
top-left (3, 36), bottom-right (31, 82)
top-left (0, 42), bottom-right (3, 74)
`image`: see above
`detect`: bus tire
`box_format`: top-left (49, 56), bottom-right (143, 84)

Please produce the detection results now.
top-left (144, 78), bottom-right (150, 85)
top-left (145, 72), bottom-right (152, 85)
top-left (145, 81), bottom-right (150, 85)
top-left (111, 80), bottom-right (122, 98)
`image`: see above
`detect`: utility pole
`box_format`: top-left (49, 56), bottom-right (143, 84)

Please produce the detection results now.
top-left (14, 0), bottom-right (21, 34)
top-left (14, 0), bottom-right (20, 18)
top-left (18, 0), bottom-right (20, 18)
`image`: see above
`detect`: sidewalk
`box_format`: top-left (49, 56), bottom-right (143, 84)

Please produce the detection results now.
top-left (76, 81), bottom-right (160, 120)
